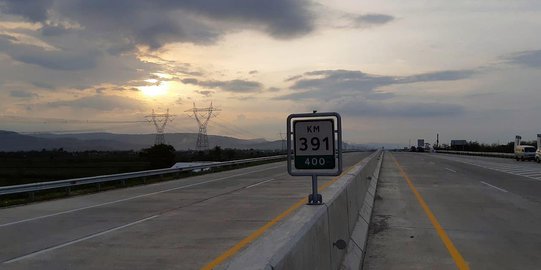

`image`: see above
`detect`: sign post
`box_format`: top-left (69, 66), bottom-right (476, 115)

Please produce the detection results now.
top-left (287, 112), bottom-right (342, 205)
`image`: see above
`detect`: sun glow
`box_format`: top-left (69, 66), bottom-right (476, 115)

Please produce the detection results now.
top-left (139, 79), bottom-right (169, 97)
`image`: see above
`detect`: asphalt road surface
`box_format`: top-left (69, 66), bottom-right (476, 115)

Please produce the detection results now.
top-left (364, 152), bottom-right (541, 270)
top-left (0, 152), bottom-right (370, 270)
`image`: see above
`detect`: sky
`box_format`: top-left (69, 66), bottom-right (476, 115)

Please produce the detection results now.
top-left (0, 0), bottom-right (540, 146)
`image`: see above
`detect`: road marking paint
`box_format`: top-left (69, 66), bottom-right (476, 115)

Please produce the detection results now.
top-left (445, 168), bottom-right (457, 173)
top-left (517, 172), bottom-right (541, 177)
top-left (245, 178), bottom-right (275, 189)
top-left (0, 164), bottom-right (284, 228)
top-left (431, 155), bottom-right (541, 182)
top-left (480, 181), bottom-right (508, 193)
top-left (505, 168), bottom-right (541, 173)
top-left (391, 154), bottom-right (469, 270)
top-left (2, 215), bottom-right (160, 264)
top-left (200, 155), bottom-right (370, 270)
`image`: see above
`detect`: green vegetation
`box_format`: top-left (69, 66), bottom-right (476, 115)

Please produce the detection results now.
top-left (0, 146), bottom-right (282, 187)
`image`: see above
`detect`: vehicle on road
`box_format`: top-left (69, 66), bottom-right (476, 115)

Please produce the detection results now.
top-left (515, 145), bottom-right (536, 161)
top-left (536, 134), bottom-right (541, 163)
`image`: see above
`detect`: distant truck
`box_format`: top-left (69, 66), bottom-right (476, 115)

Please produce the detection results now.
top-left (514, 135), bottom-right (536, 161)
top-left (535, 134), bottom-right (541, 163)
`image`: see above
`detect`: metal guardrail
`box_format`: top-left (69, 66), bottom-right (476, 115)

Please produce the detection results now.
top-left (0, 155), bottom-right (286, 197)
top-left (435, 150), bottom-right (514, 158)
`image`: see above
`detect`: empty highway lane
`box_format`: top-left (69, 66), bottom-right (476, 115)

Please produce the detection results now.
top-left (364, 152), bottom-right (541, 270)
top-left (0, 152), bottom-right (369, 270)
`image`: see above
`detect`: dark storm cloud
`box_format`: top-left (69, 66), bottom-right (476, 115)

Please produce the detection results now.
top-left (182, 78), bottom-right (263, 93)
top-left (505, 49), bottom-right (541, 69)
top-left (0, 35), bottom-right (100, 70)
top-left (46, 95), bottom-right (144, 111)
top-left (354, 14), bottom-right (395, 27)
top-left (0, 0), bottom-right (316, 49)
top-left (0, 0), bottom-right (54, 22)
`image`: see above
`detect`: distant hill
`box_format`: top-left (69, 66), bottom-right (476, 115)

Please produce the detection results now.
top-left (0, 130), bottom-right (378, 152)
top-left (0, 131), bottom-right (284, 151)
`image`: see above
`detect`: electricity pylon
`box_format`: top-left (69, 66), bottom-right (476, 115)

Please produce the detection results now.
top-left (145, 109), bottom-right (174, 145)
top-left (186, 102), bottom-right (220, 150)
top-left (279, 132), bottom-right (286, 153)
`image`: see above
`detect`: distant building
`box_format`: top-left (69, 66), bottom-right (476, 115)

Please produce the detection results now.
top-left (451, 140), bottom-right (467, 150)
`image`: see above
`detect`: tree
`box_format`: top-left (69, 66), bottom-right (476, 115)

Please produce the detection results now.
top-left (140, 144), bottom-right (176, 169)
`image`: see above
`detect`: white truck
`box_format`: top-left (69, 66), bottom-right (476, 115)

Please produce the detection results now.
top-left (514, 135), bottom-right (536, 161)
top-left (535, 134), bottom-right (541, 163)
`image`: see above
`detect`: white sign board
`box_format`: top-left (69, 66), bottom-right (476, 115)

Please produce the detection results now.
top-left (293, 120), bottom-right (335, 170)
top-left (287, 112), bottom-right (342, 176)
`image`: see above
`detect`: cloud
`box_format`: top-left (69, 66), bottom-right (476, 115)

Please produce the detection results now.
top-left (277, 68), bottom-right (471, 118)
top-left (195, 90), bottom-right (214, 97)
top-left (0, 35), bottom-right (100, 70)
top-left (46, 95), bottom-right (145, 111)
top-left (279, 69), bottom-right (474, 101)
top-left (0, 0), bottom-right (316, 49)
top-left (285, 75), bottom-right (303, 82)
top-left (10, 90), bottom-right (38, 98)
top-left (505, 49), bottom-right (541, 69)
top-left (333, 99), bottom-right (464, 117)
top-left (31, 81), bottom-right (55, 90)
top-left (353, 14), bottom-right (395, 27)
top-left (0, 0), bottom-right (54, 22)
top-left (400, 70), bottom-right (475, 83)
top-left (182, 78), bottom-right (263, 93)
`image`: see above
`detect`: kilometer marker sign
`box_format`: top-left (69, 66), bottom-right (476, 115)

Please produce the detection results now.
top-left (287, 112), bottom-right (342, 177)
top-left (293, 119), bottom-right (335, 170)
top-left (287, 112), bottom-right (342, 204)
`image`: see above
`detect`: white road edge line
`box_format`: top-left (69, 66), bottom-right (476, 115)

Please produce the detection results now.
top-left (245, 178), bottom-right (275, 189)
top-left (0, 164), bottom-right (284, 228)
top-left (2, 215), bottom-right (160, 264)
top-left (480, 181), bottom-right (508, 193)
top-left (445, 168), bottom-right (457, 173)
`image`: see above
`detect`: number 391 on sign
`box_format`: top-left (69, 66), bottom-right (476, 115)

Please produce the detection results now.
top-left (293, 119), bottom-right (335, 170)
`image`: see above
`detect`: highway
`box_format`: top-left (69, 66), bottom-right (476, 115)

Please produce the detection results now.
top-left (0, 152), bottom-right (370, 270)
top-left (364, 152), bottom-right (541, 270)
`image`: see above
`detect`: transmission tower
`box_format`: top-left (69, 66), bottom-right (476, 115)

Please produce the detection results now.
top-left (278, 131), bottom-right (286, 153)
top-left (145, 109), bottom-right (174, 145)
top-left (186, 102), bottom-right (220, 150)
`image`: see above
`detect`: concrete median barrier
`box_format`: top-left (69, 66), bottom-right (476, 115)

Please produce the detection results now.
top-left (220, 151), bottom-right (384, 270)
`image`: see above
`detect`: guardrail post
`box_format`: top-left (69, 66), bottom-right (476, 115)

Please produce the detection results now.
top-left (29, 192), bottom-right (35, 202)
top-left (66, 187), bottom-right (71, 196)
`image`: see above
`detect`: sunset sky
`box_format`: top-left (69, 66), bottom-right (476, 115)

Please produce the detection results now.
top-left (1, 0), bottom-right (540, 146)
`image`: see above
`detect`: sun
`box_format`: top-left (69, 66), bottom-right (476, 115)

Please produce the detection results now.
top-left (139, 79), bottom-right (169, 97)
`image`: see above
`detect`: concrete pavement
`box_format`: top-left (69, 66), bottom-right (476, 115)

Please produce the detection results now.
top-left (364, 152), bottom-right (541, 270)
top-left (0, 152), bottom-right (370, 270)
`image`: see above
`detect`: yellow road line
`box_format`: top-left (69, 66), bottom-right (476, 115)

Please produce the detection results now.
top-left (391, 153), bottom-right (469, 270)
top-left (200, 158), bottom-right (365, 270)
